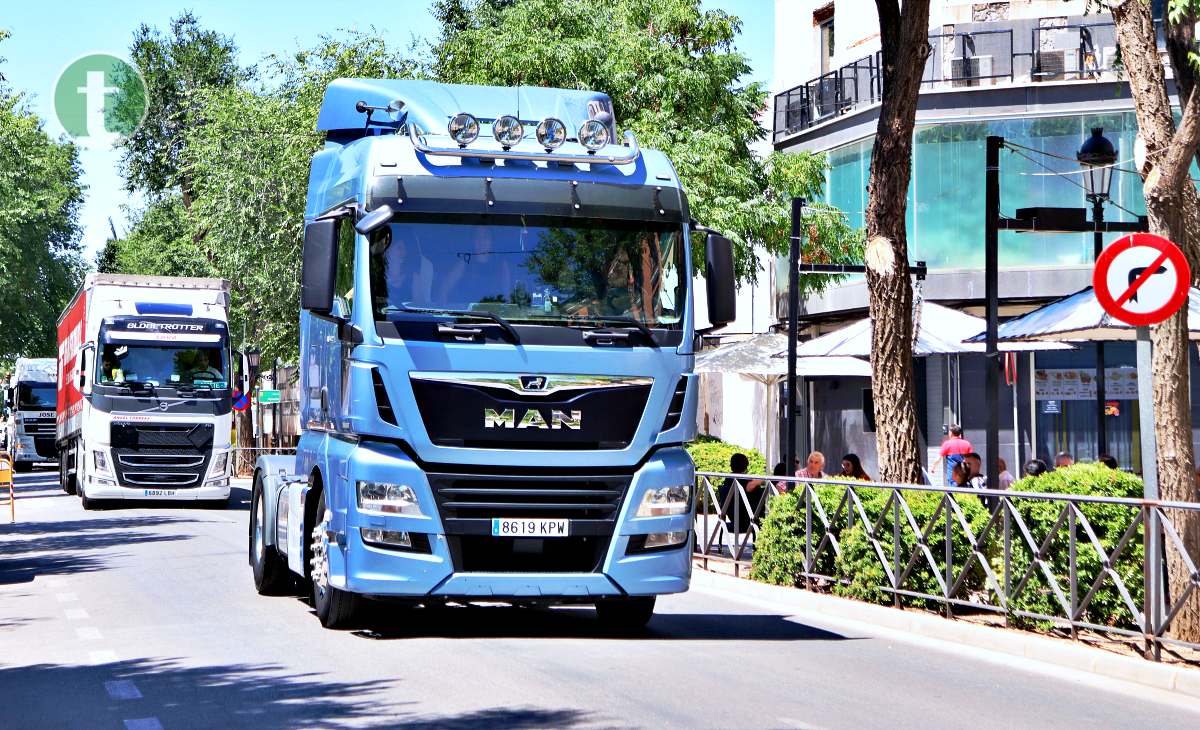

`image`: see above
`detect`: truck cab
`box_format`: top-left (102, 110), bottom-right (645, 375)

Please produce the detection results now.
top-left (251, 79), bottom-right (735, 629)
top-left (4, 358), bottom-right (59, 472)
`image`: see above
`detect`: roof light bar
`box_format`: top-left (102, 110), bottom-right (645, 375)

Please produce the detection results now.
top-left (408, 124), bottom-right (641, 166)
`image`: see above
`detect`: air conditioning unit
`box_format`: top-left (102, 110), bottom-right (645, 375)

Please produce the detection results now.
top-left (1034, 50), bottom-right (1065, 82)
top-left (950, 56), bottom-right (993, 87)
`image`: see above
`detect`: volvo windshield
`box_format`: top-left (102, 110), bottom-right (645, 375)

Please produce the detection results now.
top-left (368, 216), bottom-right (685, 328)
top-left (96, 343), bottom-right (229, 389)
top-left (16, 383), bottom-right (56, 410)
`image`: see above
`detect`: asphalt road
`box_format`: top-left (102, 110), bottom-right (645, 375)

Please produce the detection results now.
top-left (2, 467), bottom-right (1198, 729)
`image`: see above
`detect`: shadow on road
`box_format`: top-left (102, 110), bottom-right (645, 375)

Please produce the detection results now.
top-left (346, 602), bottom-right (852, 643)
top-left (0, 658), bottom-right (594, 729)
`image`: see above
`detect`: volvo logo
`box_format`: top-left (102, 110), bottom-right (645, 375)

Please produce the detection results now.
top-left (518, 375), bottom-right (547, 392)
top-left (484, 408), bottom-right (582, 430)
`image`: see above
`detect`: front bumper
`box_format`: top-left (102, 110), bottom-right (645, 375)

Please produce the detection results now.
top-left (83, 477), bottom-right (231, 500)
top-left (325, 441), bottom-right (695, 599)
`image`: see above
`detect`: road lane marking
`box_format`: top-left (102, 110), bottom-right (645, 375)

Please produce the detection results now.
top-left (64, 608), bottom-right (90, 620)
top-left (76, 627), bottom-right (103, 641)
top-left (105, 680), bottom-right (143, 700)
top-left (88, 650), bottom-right (118, 665)
top-left (42, 577), bottom-right (65, 587)
top-left (124, 719), bottom-right (163, 730)
top-left (55, 592), bottom-right (79, 602)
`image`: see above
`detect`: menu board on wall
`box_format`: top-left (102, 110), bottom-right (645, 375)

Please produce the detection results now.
top-left (1033, 368), bottom-right (1138, 400)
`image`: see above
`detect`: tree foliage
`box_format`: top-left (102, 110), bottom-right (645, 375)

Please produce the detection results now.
top-left (431, 0), bottom-right (859, 285)
top-left (0, 31), bottom-right (86, 366)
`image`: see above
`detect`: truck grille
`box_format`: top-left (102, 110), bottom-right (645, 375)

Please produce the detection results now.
top-left (427, 469), bottom-right (630, 573)
top-left (109, 423), bottom-right (213, 489)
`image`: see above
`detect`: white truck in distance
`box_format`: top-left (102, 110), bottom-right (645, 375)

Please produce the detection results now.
top-left (3, 358), bottom-right (59, 472)
top-left (56, 274), bottom-right (235, 508)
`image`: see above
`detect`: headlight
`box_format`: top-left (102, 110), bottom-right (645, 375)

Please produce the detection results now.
top-left (448, 112), bottom-right (479, 146)
top-left (578, 119), bottom-right (610, 151)
top-left (492, 115), bottom-right (524, 147)
top-left (92, 449), bottom-right (112, 475)
top-left (535, 117), bottom-right (567, 149)
top-left (644, 531), bottom-right (689, 549)
top-left (357, 481), bottom-right (423, 516)
top-left (361, 528), bottom-right (413, 549)
top-left (209, 451), bottom-right (229, 477)
top-left (636, 485), bottom-right (691, 517)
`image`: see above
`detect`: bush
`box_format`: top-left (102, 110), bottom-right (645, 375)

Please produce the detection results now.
top-left (751, 481), bottom-right (994, 609)
top-left (687, 435), bottom-right (767, 476)
top-left (1006, 463), bottom-right (1144, 630)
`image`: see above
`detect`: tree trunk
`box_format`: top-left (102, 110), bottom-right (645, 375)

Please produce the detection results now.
top-left (865, 0), bottom-right (931, 484)
top-left (1111, 0), bottom-right (1200, 644)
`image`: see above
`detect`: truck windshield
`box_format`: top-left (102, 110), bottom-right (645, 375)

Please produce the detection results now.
top-left (96, 344), bottom-right (229, 388)
top-left (368, 216), bottom-right (685, 328)
top-left (16, 383), bottom-right (56, 410)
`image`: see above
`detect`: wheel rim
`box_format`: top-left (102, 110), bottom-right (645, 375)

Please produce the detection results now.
top-left (253, 490), bottom-right (265, 562)
top-left (310, 512), bottom-right (330, 597)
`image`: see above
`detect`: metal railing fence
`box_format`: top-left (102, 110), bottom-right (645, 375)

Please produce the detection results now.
top-left (695, 471), bottom-right (1200, 662)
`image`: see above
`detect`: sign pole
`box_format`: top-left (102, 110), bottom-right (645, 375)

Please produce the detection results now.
top-left (1135, 324), bottom-right (1161, 657)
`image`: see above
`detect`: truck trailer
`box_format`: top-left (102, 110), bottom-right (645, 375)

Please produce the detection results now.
top-left (251, 79), bottom-right (735, 629)
top-left (57, 274), bottom-right (235, 508)
top-left (3, 358), bottom-right (59, 471)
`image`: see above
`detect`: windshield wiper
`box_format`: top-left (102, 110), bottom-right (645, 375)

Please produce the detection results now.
top-left (571, 315), bottom-right (657, 344)
top-left (384, 305), bottom-right (520, 343)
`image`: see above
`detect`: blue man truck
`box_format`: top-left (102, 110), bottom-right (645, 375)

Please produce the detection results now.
top-left (250, 79), bottom-right (735, 629)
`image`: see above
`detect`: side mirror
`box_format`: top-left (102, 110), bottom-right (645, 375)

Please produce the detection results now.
top-left (704, 232), bottom-right (736, 329)
top-left (301, 220), bottom-right (339, 316)
top-left (78, 348), bottom-right (87, 388)
top-left (355, 204), bottom-right (395, 235)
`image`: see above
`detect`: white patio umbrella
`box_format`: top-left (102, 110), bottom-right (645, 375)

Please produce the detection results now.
top-left (793, 302), bottom-right (1069, 358)
top-left (694, 332), bottom-right (871, 464)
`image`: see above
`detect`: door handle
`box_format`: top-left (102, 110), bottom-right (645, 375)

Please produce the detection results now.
top-left (437, 323), bottom-right (484, 341)
top-left (582, 330), bottom-right (631, 346)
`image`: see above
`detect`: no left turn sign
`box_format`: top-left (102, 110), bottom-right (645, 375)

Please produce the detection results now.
top-left (1093, 233), bottom-right (1191, 327)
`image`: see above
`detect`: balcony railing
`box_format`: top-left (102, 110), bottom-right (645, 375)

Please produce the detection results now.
top-left (773, 15), bottom-right (1163, 142)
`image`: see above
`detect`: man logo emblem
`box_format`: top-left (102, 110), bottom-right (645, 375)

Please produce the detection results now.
top-left (519, 375), bottom-right (547, 391)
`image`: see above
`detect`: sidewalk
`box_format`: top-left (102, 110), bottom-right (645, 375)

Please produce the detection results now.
top-left (691, 565), bottom-right (1200, 701)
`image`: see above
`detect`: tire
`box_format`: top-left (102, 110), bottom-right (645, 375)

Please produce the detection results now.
top-left (13, 461), bottom-right (32, 473)
top-left (80, 485), bottom-right (102, 511)
top-left (250, 474), bottom-right (291, 595)
top-left (310, 490), bottom-right (359, 628)
top-left (60, 445), bottom-right (78, 495)
top-left (203, 497), bottom-right (230, 510)
top-left (595, 597), bottom-right (656, 632)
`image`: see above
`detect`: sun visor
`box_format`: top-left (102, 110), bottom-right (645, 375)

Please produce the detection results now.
top-left (101, 316), bottom-right (228, 345)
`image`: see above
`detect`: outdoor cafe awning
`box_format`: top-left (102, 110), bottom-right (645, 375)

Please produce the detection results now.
top-left (964, 287), bottom-right (1200, 343)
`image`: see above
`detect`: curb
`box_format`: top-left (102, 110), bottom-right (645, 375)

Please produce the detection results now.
top-left (690, 568), bottom-right (1200, 701)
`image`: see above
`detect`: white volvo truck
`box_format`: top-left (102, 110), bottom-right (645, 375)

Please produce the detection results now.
top-left (3, 358), bottom-right (59, 471)
top-left (57, 274), bottom-right (235, 508)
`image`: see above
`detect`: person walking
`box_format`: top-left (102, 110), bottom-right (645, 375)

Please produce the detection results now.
top-left (997, 457), bottom-right (1015, 490)
top-left (838, 453), bottom-right (872, 481)
top-left (932, 425), bottom-right (972, 486)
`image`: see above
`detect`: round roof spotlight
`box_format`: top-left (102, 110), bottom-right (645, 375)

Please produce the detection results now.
top-left (578, 119), bottom-right (610, 152)
top-left (493, 115), bottom-right (524, 148)
top-left (535, 117), bottom-right (567, 150)
top-left (448, 112), bottom-right (480, 147)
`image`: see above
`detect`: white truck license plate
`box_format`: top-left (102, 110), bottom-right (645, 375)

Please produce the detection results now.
top-left (491, 518), bottom-right (569, 537)
top-left (143, 489), bottom-right (176, 497)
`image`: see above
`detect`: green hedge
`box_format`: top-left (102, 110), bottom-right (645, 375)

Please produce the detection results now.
top-left (1006, 463), bottom-right (1144, 629)
top-left (687, 435), bottom-right (767, 476)
top-left (747, 463), bottom-right (1146, 628)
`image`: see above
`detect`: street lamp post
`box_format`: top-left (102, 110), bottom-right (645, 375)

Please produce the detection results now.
top-left (1078, 127), bottom-right (1118, 459)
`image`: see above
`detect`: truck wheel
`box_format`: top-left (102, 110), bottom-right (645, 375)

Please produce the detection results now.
top-left (310, 490), bottom-right (359, 628)
top-left (250, 474), bottom-right (291, 595)
top-left (80, 486), bottom-right (102, 511)
top-left (13, 461), bottom-right (31, 473)
top-left (595, 597), bottom-right (656, 632)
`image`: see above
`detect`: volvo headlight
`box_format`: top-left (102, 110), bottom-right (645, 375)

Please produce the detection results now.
top-left (92, 449), bottom-right (112, 475)
top-left (209, 451), bottom-right (230, 477)
top-left (636, 485), bottom-right (691, 517)
top-left (492, 115), bottom-right (524, 147)
top-left (535, 117), bottom-right (567, 150)
top-left (448, 112), bottom-right (480, 146)
top-left (357, 481), bottom-right (423, 516)
top-left (578, 119), bottom-right (610, 151)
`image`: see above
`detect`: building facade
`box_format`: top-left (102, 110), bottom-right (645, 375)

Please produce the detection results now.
top-left (772, 0), bottom-right (1198, 479)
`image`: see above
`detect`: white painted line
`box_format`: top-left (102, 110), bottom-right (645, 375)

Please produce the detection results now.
top-left (55, 592), bottom-right (79, 602)
top-left (76, 627), bottom-right (103, 641)
top-left (64, 608), bottom-right (90, 620)
top-left (88, 650), bottom-right (118, 665)
top-left (42, 577), bottom-right (65, 587)
top-left (123, 719), bottom-right (163, 730)
top-left (105, 680), bottom-right (143, 700)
